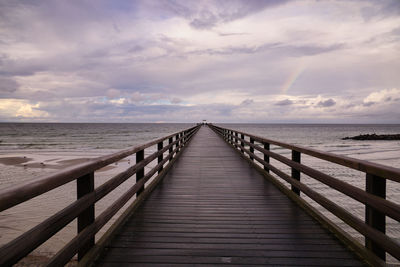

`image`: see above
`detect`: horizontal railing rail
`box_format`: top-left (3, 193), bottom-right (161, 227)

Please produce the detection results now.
top-left (0, 125), bottom-right (200, 266)
top-left (209, 124), bottom-right (400, 265)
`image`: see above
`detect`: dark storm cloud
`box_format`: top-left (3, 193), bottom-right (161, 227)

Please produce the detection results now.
top-left (240, 99), bottom-right (254, 105)
top-left (154, 0), bottom-right (289, 29)
top-left (275, 99), bottom-right (293, 106)
top-left (317, 99), bottom-right (336, 108)
top-left (361, 0), bottom-right (400, 20)
top-left (0, 77), bottom-right (19, 97)
top-left (188, 43), bottom-right (345, 57)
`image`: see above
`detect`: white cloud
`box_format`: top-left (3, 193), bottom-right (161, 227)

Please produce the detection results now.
top-left (0, 99), bottom-right (49, 119)
top-left (363, 88), bottom-right (400, 105)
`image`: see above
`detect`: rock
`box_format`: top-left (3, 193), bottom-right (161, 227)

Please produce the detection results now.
top-left (342, 134), bottom-right (400, 140)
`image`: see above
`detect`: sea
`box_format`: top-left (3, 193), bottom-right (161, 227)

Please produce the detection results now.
top-left (0, 123), bottom-right (399, 265)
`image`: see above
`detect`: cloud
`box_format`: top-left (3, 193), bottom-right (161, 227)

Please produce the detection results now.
top-left (0, 77), bottom-right (19, 96)
top-left (170, 97), bottom-right (182, 104)
top-left (0, 1), bottom-right (399, 123)
top-left (240, 99), bottom-right (254, 105)
top-left (187, 43), bottom-right (345, 57)
top-left (363, 88), bottom-right (400, 106)
top-left (218, 32), bottom-right (249, 37)
top-left (106, 89), bottom-right (121, 99)
top-left (361, 0), bottom-right (400, 20)
top-left (152, 0), bottom-right (289, 30)
top-left (0, 99), bottom-right (48, 119)
top-left (317, 98), bottom-right (336, 107)
top-left (275, 99), bottom-right (293, 106)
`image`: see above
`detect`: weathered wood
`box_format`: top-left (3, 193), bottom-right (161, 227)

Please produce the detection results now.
top-left (241, 133), bottom-right (244, 153)
top-left (47, 129), bottom-right (200, 266)
top-left (176, 134), bottom-right (180, 153)
top-left (211, 125), bottom-right (400, 183)
top-left (0, 191), bottom-right (95, 266)
top-left (0, 130), bottom-right (192, 267)
top-left (210, 125), bottom-right (400, 261)
top-left (0, 126), bottom-right (200, 266)
top-left (250, 137), bottom-right (254, 161)
top-left (365, 174), bottom-right (386, 260)
top-left (136, 149), bottom-right (145, 196)
top-left (158, 141), bottom-right (163, 174)
top-left (168, 137), bottom-right (173, 162)
top-left (264, 142), bottom-right (270, 173)
top-left (0, 126), bottom-right (199, 212)
top-left (291, 150), bottom-right (301, 195)
top-left (234, 144), bottom-right (400, 261)
top-left (234, 134), bottom-right (400, 223)
top-left (77, 172), bottom-right (95, 261)
top-left (97, 126), bottom-right (365, 266)
top-left (235, 132), bottom-right (238, 148)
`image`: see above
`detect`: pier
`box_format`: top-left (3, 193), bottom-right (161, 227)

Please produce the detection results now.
top-left (0, 124), bottom-right (399, 266)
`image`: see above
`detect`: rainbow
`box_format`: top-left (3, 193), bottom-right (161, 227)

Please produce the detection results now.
top-left (280, 62), bottom-right (307, 94)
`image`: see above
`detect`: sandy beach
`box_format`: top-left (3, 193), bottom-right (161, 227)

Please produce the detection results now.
top-left (0, 156), bottom-right (117, 172)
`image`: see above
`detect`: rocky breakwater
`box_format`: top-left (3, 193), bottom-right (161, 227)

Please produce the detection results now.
top-left (342, 134), bottom-right (400, 140)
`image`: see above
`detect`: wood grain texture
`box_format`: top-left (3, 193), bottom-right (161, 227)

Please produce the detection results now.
top-left (96, 126), bottom-right (365, 266)
top-left (211, 125), bottom-right (400, 183)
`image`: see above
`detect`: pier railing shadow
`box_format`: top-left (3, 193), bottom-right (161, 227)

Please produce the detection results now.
top-left (209, 124), bottom-right (400, 266)
top-left (0, 125), bottom-right (200, 266)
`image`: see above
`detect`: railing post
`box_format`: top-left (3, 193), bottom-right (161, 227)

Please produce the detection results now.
top-left (77, 172), bottom-right (94, 261)
top-left (241, 134), bottom-right (244, 153)
top-left (291, 150), bottom-right (301, 195)
top-left (264, 143), bottom-right (270, 173)
top-left (158, 141), bottom-right (163, 174)
top-left (235, 132), bottom-right (238, 148)
top-left (176, 134), bottom-right (180, 153)
top-left (136, 149), bottom-right (144, 196)
top-left (249, 138), bottom-right (254, 160)
top-left (365, 173), bottom-right (386, 260)
top-left (169, 137), bottom-right (173, 162)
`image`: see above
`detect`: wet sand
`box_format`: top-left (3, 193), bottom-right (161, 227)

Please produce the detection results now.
top-left (0, 157), bottom-right (32, 165)
top-left (0, 156), bottom-right (117, 172)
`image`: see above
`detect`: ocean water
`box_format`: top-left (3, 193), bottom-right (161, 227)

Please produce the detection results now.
top-left (0, 123), bottom-right (399, 264)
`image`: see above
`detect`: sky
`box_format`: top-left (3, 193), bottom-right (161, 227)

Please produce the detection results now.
top-left (0, 0), bottom-right (399, 123)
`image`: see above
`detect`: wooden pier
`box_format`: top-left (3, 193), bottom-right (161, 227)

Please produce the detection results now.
top-left (96, 126), bottom-right (363, 266)
top-left (0, 124), bottom-right (399, 266)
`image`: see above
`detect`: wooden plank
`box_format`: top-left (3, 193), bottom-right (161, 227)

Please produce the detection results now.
top-left (96, 126), bottom-right (365, 266)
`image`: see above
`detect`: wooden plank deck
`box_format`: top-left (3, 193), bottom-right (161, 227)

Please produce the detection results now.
top-left (96, 126), bottom-right (365, 266)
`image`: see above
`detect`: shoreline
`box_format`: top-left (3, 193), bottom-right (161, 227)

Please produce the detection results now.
top-left (0, 156), bottom-right (117, 172)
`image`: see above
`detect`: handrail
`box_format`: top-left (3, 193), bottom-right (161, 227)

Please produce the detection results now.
top-left (209, 124), bottom-right (400, 264)
top-left (0, 125), bottom-right (200, 266)
top-left (0, 130), bottom-right (192, 212)
top-left (211, 125), bottom-right (400, 183)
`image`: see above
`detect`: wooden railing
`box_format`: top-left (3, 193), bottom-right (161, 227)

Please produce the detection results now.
top-left (209, 124), bottom-right (400, 265)
top-left (0, 125), bottom-right (200, 266)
